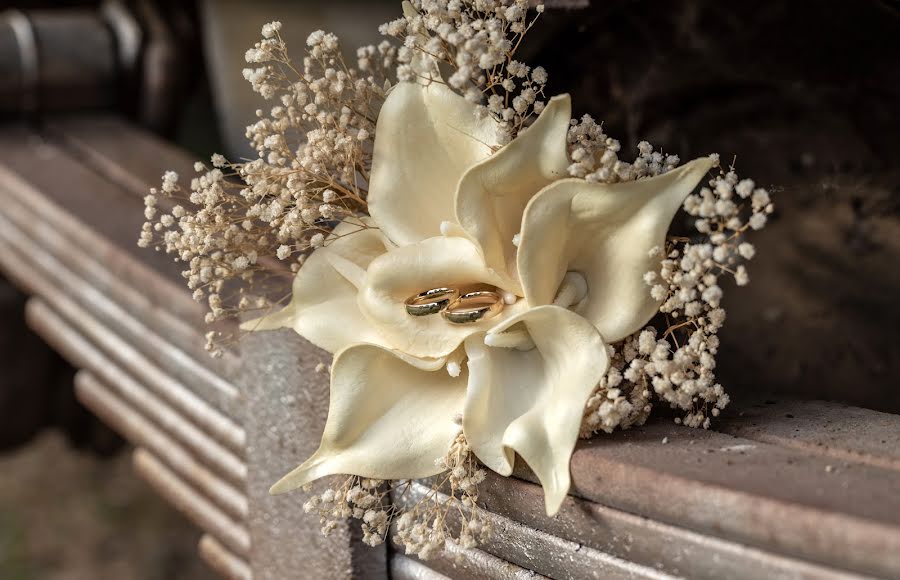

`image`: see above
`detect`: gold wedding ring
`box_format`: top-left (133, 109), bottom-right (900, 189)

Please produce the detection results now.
top-left (404, 287), bottom-right (460, 316)
top-left (442, 291), bottom-right (504, 324)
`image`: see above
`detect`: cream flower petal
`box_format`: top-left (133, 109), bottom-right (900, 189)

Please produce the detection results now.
top-left (517, 158), bottom-right (714, 342)
top-left (241, 218), bottom-right (389, 354)
top-left (455, 94), bottom-right (571, 288)
top-left (463, 305), bottom-right (609, 516)
top-left (368, 82), bottom-right (499, 246)
top-left (270, 344), bottom-right (464, 494)
top-left (359, 235), bottom-right (527, 359)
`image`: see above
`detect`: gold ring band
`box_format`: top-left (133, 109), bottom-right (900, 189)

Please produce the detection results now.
top-left (442, 291), bottom-right (504, 324)
top-left (405, 287), bottom-right (460, 316)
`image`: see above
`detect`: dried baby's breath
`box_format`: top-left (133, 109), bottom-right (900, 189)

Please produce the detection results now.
top-left (581, 157), bottom-right (774, 433)
top-left (381, 0), bottom-right (549, 143)
top-left (139, 22), bottom-right (395, 353)
top-left (303, 434), bottom-right (490, 557)
top-left (303, 476), bottom-right (396, 545)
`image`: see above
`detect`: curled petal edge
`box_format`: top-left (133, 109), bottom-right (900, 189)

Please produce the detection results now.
top-left (463, 304), bottom-right (610, 516)
top-left (270, 343), bottom-right (462, 494)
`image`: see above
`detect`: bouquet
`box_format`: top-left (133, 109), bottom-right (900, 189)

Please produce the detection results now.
top-left (140, 0), bottom-right (773, 557)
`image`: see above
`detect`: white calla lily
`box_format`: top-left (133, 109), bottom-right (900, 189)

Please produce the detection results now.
top-left (518, 157), bottom-right (715, 342)
top-left (271, 305), bottom-right (607, 518)
top-left (270, 344), bottom-right (463, 493)
top-left (358, 235), bottom-right (526, 359)
top-left (368, 82), bottom-right (499, 247)
top-left (242, 217), bottom-right (390, 354)
top-left (464, 305), bottom-right (609, 515)
top-left (455, 94), bottom-right (571, 290)
top-left (256, 79), bottom-right (714, 518)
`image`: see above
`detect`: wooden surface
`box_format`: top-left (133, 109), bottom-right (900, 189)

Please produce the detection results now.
top-left (0, 116), bottom-right (898, 579)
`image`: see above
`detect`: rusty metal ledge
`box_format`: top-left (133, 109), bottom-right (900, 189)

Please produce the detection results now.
top-left (477, 472), bottom-right (867, 580)
top-left (0, 152), bottom-right (214, 366)
top-left (526, 421), bottom-right (900, 579)
top-left (390, 536), bottom-right (546, 580)
top-left (390, 555), bottom-right (452, 580)
top-left (716, 398), bottom-right (900, 472)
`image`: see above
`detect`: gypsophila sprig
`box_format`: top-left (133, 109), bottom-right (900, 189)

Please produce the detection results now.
top-left (581, 157), bottom-right (773, 433)
top-left (381, 0), bottom-right (548, 143)
top-left (393, 433), bottom-right (491, 558)
top-left (140, 22), bottom-right (397, 354)
top-left (301, 434), bottom-right (490, 557)
top-left (302, 476), bottom-right (397, 545)
top-left (567, 115), bottom-right (681, 183)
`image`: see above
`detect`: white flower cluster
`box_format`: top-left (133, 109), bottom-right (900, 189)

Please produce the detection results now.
top-left (302, 476), bottom-right (395, 546)
top-left (582, 160), bottom-right (774, 432)
top-left (567, 115), bottom-right (680, 183)
top-left (381, 0), bottom-right (548, 143)
top-left (302, 434), bottom-right (490, 557)
top-left (394, 433), bottom-right (490, 559)
top-left (581, 343), bottom-right (652, 436)
top-left (140, 22), bottom-right (395, 353)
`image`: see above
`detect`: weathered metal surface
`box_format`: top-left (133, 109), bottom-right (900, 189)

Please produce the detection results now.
top-left (529, 421), bottom-right (900, 579)
top-left (235, 328), bottom-right (388, 580)
top-left (46, 114), bottom-right (293, 283)
top-left (25, 298), bottom-right (246, 484)
top-left (72, 369), bottom-right (247, 521)
top-left (397, 483), bottom-right (677, 580)
top-left (391, 536), bottom-right (546, 580)
top-left (199, 534), bottom-right (253, 580)
top-left (133, 448), bottom-right (251, 557)
top-left (391, 555), bottom-right (452, 580)
top-left (0, 130), bottom-right (217, 359)
top-left (476, 471), bottom-right (864, 580)
top-left (716, 397), bottom-right (900, 471)
top-left (48, 115), bottom-right (201, 200)
top-left (0, 171), bottom-right (240, 418)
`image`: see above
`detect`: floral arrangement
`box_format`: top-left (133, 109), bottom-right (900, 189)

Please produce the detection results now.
top-left (139, 0), bottom-right (773, 558)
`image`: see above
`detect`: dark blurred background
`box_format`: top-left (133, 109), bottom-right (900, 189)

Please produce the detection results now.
top-left (0, 0), bottom-right (897, 577)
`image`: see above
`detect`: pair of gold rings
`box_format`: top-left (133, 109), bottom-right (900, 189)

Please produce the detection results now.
top-left (404, 287), bottom-right (503, 324)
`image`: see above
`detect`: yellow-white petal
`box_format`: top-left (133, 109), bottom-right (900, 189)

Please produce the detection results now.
top-left (463, 305), bottom-right (609, 516)
top-left (517, 158), bottom-right (714, 342)
top-left (270, 344), bottom-right (464, 493)
top-left (455, 94), bottom-right (571, 289)
top-left (368, 82), bottom-right (499, 247)
top-left (241, 218), bottom-right (389, 354)
top-left (359, 235), bottom-right (526, 359)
